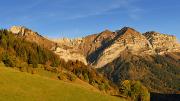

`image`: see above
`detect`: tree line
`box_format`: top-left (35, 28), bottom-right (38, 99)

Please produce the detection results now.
top-left (0, 29), bottom-right (60, 68)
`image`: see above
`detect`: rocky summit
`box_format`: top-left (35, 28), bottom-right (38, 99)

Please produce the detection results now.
top-left (9, 26), bottom-right (55, 49)
top-left (51, 27), bottom-right (180, 68)
top-left (143, 31), bottom-right (180, 54)
top-left (94, 27), bottom-right (153, 68)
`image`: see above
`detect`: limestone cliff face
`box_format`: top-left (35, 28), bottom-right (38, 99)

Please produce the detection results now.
top-left (9, 26), bottom-right (88, 65)
top-left (79, 30), bottom-right (117, 63)
top-left (53, 46), bottom-right (87, 65)
top-left (52, 27), bottom-right (180, 68)
top-left (143, 31), bottom-right (180, 54)
top-left (11, 26), bottom-right (180, 68)
top-left (9, 26), bottom-right (26, 36)
top-left (10, 26), bottom-right (39, 36)
top-left (9, 26), bottom-right (55, 49)
top-left (95, 27), bottom-right (152, 68)
top-left (52, 30), bottom-right (117, 63)
top-left (115, 27), bottom-right (152, 51)
top-left (51, 38), bottom-right (88, 65)
top-left (52, 37), bottom-right (83, 46)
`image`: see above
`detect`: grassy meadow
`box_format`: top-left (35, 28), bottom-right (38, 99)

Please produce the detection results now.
top-left (0, 64), bottom-right (125, 101)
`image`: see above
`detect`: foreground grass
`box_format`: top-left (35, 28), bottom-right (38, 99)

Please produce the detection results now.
top-left (0, 65), bottom-right (125, 101)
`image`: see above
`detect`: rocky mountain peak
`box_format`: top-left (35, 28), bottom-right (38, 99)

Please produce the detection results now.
top-left (116, 27), bottom-right (142, 37)
top-left (143, 31), bottom-right (176, 40)
top-left (122, 26), bottom-right (135, 30)
top-left (103, 29), bottom-right (112, 33)
top-left (94, 29), bottom-right (117, 43)
top-left (94, 27), bottom-right (152, 68)
top-left (9, 26), bottom-right (55, 49)
top-left (113, 27), bottom-right (151, 50)
top-left (9, 26), bottom-right (24, 34)
top-left (9, 26), bottom-right (39, 37)
top-left (143, 31), bottom-right (180, 53)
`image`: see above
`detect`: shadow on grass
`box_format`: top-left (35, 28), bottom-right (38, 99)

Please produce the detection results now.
top-left (150, 92), bottom-right (180, 101)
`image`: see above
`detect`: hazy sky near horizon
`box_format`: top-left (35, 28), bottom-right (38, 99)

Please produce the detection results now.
top-left (0, 0), bottom-right (180, 40)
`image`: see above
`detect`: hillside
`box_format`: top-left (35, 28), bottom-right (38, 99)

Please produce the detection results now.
top-left (0, 64), bottom-right (125, 101)
top-left (0, 29), bottom-right (120, 95)
top-left (52, 27), bottom-right (180, 94)
top-left (98, 52), bottom-right (180, 93)
top-left (5, 26), bottom-right (180, 100)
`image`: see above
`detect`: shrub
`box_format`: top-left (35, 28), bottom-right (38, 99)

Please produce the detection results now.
top-left (120, 80), bottom-right (150, 101)
top-left (83, 73), bottom-right (89, 82)
top-left (68, 74), bottom-right (77, 81)
top-left (98, 82), bottom-right (109, 91)
top-left (2, 53), bottom-right (16, 67)
top-left (58, 72), bottom-right (66, 80)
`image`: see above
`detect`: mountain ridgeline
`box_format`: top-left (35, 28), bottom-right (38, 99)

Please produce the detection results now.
top-left (51, 27), bottom-right (180, 93)
top-left (4, 26), bottom-right (180, 100)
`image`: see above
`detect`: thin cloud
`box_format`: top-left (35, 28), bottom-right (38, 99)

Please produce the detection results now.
top-left (62, 0), bottom-right (131, 20)
top-left (2, 0), bottom-right (144, 25)
top-left (128, 8), bottom-right (144, 20)
top-left (56, 0), bottom-right (144, 20)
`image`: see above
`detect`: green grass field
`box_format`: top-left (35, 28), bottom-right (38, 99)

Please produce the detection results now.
top-left (0, 64), bottom-right (125, 101)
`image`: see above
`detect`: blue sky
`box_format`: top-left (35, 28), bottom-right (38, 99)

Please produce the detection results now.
top-left (0, 0), bottom-right (180, 40)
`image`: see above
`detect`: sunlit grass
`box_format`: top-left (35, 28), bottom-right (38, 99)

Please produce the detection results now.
top-left (0, 65), bottom-right (125, 101)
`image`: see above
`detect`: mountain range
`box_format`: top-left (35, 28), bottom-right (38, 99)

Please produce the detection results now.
top-left (9, 26), bottom-right (180, 98)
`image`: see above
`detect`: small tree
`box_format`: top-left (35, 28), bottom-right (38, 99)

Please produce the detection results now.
top-left (2, 53), bottom-right (16, 67)
top-left (120, 80), bottom-right (150, 101)
top-left (84, 73), bottom-right (89, 82)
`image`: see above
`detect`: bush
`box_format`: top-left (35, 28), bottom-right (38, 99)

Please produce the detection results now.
top-left (68, 74), bottom-right (77, 81)
top-left (83, 73), bottom-right (89, 82)
top-left (120, 80), bottom-right (150, 101)
top-left (2, 53), bottom-right (16, 67)
top-left (98, 82), bottom-right (109, 91)
top-left (58, 72), bottom-right (66, 80)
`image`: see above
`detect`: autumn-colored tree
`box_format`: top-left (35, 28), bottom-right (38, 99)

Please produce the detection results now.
top-left (120, 80), bottom-right (150, 101)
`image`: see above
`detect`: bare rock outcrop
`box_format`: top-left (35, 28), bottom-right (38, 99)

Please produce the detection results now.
top-left (9, 26), bottom-right (88, 65)
top-left (53, 46), bottom-right (87, 65)
top-left (12, 26), bottom-right (179, 68)
top-left (52, 30), bottom-right (117, 63)
top-left (9, 26), bottom-right (55, 49)
top-left (95, 27), bottom-right (152, 68)
top-left (52, 27), bottom-right (180, 68)
top-left (51, 37), bottom-right (88, 65)
top-left (79, 30), bottom-right (117, 62)
top-left (52, 37), bottom-right (83, 46)
top-left (10, 26), bottom-right (38, 36)
top-left (143, 31), bottom-right (180, 54)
